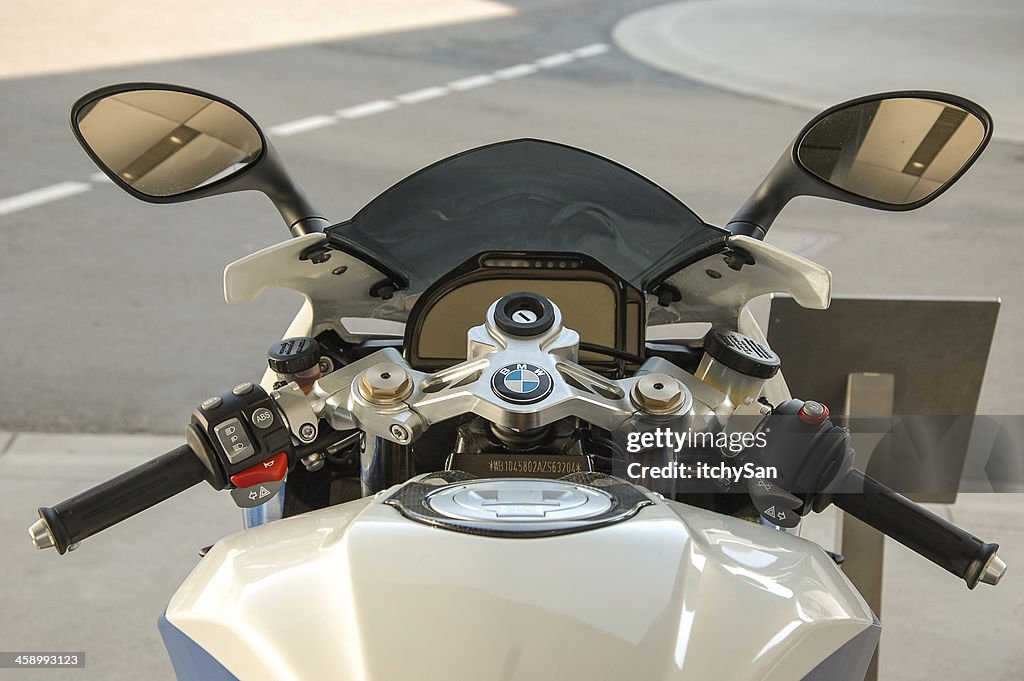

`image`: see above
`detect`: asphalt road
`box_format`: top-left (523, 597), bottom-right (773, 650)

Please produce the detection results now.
top-left (2, 2), bottom-right (1023, 680)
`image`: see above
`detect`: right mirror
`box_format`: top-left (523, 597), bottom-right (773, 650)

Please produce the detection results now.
top-left (796, 96), bottom-right (989, 205)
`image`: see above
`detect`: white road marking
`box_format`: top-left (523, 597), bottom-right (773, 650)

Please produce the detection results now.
top-left (336, 99), bottom-right (398, 119)
top-left (267, 114), bottom-right (337, 136)
top-left (573, 43), bottom-right (609, 58)
top-left (394, 86), bottom-right (450, 104)
top-left (494, 63), bottom-right (539, 79)
top-left (535, 52), bottom-right (575, 68)
top-left (0, 43), bottom-right (611, 217)
top-left (448, 73), bottom-right (498, 90)
top-left (0, 182), bottom-right (91, 216)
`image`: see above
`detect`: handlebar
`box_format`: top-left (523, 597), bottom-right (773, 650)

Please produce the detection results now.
top-left (27, 373), bottom-right (1007, 593)
top-left (30, 444), bottom-right (207, 555)
top-left (834, 469), bottom-right (1006, 589)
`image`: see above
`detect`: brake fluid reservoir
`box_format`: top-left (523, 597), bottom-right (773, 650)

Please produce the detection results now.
top-left (695, 329), bottom-right (780, 405)
top-left (268, 337), bottom-right (322, 393)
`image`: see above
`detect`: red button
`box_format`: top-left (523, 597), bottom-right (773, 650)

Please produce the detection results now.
top-left (230, 452), bottom-right (288, 488)
top-left (798, 401), bottom-right (830, 426)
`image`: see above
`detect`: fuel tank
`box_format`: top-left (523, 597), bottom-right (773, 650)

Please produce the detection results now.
top-left (164, 474), bottom-right (877, 681)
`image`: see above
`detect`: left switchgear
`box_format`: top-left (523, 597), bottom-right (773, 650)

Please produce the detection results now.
top-left (187, 383), bottom-right (295, 491)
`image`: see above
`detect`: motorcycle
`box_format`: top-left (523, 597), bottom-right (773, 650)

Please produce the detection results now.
top-left (29, 83), bottom-right (1005, 681)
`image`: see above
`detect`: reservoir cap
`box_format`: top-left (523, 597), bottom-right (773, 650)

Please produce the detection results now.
top-left (268, 337), bottom-right (320, 374)
top-left (702, 329), bottom-right (780, 379)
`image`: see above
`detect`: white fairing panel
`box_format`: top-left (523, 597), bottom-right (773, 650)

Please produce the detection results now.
top-left (166, 491), bottom-right (874, 681)
top-left (649, 235), bottom-right (832, 327)
top-left (222, 233), bottom-right (411, 334)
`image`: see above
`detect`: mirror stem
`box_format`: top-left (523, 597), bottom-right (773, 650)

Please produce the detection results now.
top-left (725, 220), bottom-right (767, 240)
top-left (260, 145), bottom-right (328, 236)
top-left (289, 216), bottom-right (329, 237)
top-left (727, 153), bottom-right (802, 240)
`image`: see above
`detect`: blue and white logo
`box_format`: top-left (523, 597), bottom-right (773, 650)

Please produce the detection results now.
top-left (504, 368), bottom-right (541, 394)
top-left (491, 363), bottom-right (553, 404)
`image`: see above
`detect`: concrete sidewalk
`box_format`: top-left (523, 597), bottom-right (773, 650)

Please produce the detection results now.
top-left (0, 432), bottom-right (241, 680)
top-left (0, 0), bottom-right (514, 79)
top-left (613, 0), bottom-right (1024, 142)
top-left (1, 431), bottom-right (1021, 680)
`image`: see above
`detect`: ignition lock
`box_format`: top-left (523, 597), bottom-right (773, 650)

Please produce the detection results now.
top-left (492, 292), bottom-right (556, 337)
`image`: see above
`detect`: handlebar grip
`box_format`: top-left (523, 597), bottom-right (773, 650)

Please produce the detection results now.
top-left (33, 444), bottom-right (207, 555)
top-left (833, 469), bottom-right (1005, 589)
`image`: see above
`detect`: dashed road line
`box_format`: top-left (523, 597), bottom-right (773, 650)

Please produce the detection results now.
top-left (337, 99), bottom-right (398, 119)
top-left (494, 63), bottom-right (539, 79)
top-left (267, 114), bottom-right (338, 137)
top-left (448, 74), bottom-right (497, 91)
top-left (395, 85), bottom-right (450, 104)
top-left (573, 43), bottom-right (609, 58)
top-left (536, 52), bottom-right (575, 68)
top-left (0, 181), bottom-right (92, 216)
top-left (0, 43), bottom-right (611, 217)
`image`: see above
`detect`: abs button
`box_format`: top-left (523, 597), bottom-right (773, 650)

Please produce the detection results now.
top-left (250, 407), bottom-right (275, 430)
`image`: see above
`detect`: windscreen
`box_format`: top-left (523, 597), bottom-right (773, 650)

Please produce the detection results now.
top-left (326, 140), bottom-right (728, 294)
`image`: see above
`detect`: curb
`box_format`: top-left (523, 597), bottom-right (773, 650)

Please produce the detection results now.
top-left (612, 0), bottom-right (1024, 144)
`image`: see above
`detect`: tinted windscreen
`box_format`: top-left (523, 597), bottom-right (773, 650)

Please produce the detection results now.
top-left (327, 140), bottom-right (727, 293)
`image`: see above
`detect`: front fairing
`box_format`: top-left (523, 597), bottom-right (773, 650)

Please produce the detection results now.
top-left (326, 139), bottom-right (727, 295)
top-left (165, 485), bottom-right (875, 681)
top-left (222, 140), bottom-right (831, 338)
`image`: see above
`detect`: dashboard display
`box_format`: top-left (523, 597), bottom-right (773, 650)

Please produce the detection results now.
top-left (417, 279), bottom-right (617, 362)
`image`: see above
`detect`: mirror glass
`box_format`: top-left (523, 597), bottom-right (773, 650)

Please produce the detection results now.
top-left (75, 89), bottom-right (262, 197)
top-left (796, 97), bottom-right (986, 205)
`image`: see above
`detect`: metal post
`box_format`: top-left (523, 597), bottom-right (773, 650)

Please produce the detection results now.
top-left (839, 372), bottom-right (895, 681)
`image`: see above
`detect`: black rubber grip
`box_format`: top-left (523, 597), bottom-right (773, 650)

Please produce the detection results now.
top-left (834, 469), bottom-right (999, 589)
top-left (37, 444), bottom-right (206, 555)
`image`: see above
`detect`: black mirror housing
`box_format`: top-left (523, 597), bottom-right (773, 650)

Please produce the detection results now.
top-left (727, 91), bottom-right (993, 239)
top-left (70, 83), bottom-right (327, 236)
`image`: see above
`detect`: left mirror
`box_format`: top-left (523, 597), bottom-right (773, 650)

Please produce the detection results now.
top-left (73, 87), bottom-right (263, 198)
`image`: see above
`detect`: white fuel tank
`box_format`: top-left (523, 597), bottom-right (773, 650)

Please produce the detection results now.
top-left (165, 475), bottom-right (876, 681)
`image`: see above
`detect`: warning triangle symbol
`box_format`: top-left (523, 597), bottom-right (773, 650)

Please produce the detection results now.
top-left (258, 486), bottom-right (271, 498)
top-left (764, 506), bottom-right (776, 518)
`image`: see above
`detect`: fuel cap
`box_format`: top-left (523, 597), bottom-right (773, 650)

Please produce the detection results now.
top-left (429, 479), bottom-right (613, 523)
top-left (493, 292), bottom-right (555, 337)
top-left (385, 473), bottom-right (654, 537)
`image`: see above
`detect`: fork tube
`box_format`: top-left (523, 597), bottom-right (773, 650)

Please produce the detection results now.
top-left (361, 437), bottom-right (407, 496)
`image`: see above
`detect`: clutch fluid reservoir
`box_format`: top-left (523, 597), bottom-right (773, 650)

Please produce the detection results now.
top-left (696, 329), bottom-right (780, 405)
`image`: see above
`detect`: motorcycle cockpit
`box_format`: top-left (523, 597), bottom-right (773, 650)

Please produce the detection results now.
top-left (404, 251), bottom-right (646, 375)
top-left (38, 82), bottom-right (1007, 600)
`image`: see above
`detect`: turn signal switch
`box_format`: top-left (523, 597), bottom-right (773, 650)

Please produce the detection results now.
top-left (741, 399), bottom-right (855, 528)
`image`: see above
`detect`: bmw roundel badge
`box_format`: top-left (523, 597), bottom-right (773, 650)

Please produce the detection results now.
top-left (491, 363), bottom-right (554, 404)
